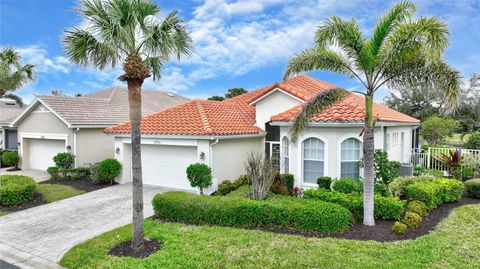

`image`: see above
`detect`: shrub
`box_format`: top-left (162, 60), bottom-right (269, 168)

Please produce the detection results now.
top-left (413, 166), bottom-right (444, 177)
top-left (47, 166), bottom-right (61, 180)
top-left (389, 175), bottom-right (434, 197)
top-left (0, 175), bottom-right (37, 206)
top-left (407, 201), bottom-right (428, 217)
top-left (391, 221), bottom-right (408, 235)
top-left (66, 167), bottom-right (90, 180)
top-left (374, 183), bottom-right (392, 197)
top-left (53, 152), bottom-right (75, 179)
top-left (465, 131), bottom-right (480, 149)
top-left (303, 189), bottom-right (405, 221)
top-left (186, 163), bottom-right (212, 194)
top-left (432, 178), bottom-right (464, 203)
top-left (464, 178), bottom-right (480, 199)
top-left (373, 150), bottom-right (400, 185)
top-left (97, 159), bottom-right (122, 185)
top-left (403, 211), bottom-right (422, 229)
top-left (317, 176), bottom-right (332, 190)
top-left (246, 153), bottom-right (276, 200)
top-left (217, 175), bottom-right (248, 196)
top-left (405, 179), bottom-right (463, 210)
top-left (152, 192), bottom-right (352, 233)
top-left (332, 178), bottom-right (362, 194)
top-left (282, 174), bottom-right (295, 194)
top-left (270, 182), bottom-right (289, 195)
top-left (2, 151), bottom-right (20, 169)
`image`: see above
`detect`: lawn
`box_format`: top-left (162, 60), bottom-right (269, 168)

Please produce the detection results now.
top-left (37, 184), bottom-right (86, 203)
top-left (61, 204), bottom-right (480, 269)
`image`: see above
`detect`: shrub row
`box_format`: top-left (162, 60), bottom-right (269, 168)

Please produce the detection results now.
top-left (152, 192), bottom-right (352, 233)
top-left (388, 175), bottom-right (435, 197)
top-left (303, 189), bottom-right (405, 221)
top-left (465, 178), bottom-right (480, 199)
top-left (404, 178), bottom-right (463, 210)
top-left (217, 175), bottom-right (248, 195)
top-left (47, 166), bottom-right (90, 180)
top-left (0, 175), bottom-right (37, 206)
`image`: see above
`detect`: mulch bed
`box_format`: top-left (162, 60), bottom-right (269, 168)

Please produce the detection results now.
top-left (5, 167), bottom-right (22, 172)
top-left (0, 192), bottom-right (47, 213)
top-left (154, 196), bottom-right (480, 242)
top-left (40, 179), bottom-right (116, 192)
top-left (109, 238), bottom-right (163, 258)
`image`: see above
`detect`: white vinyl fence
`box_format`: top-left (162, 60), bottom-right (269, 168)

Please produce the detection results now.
top-left (408, 147), bottom-right (480, 172)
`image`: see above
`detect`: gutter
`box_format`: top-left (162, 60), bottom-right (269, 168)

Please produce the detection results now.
top-left (109, 132), bottom-right (267, 140)
top-left (270, 121), bottom-right (420, 127)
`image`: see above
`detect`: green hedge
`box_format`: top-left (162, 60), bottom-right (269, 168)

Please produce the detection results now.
top-left (465, 178), bottom-right (480, 199)
top-left (47, 166), bottom-right (90, 180)
top-left (303, 189), bottom-right (405, 221)
top-left (389, 176), bottom-right (434, 197)
top-left (332, 178), bottom-right (363, 194)
top-left (217, 175), bottom-right (248, 195)
top-left (152, 192), bottom-right (352, 233)
top-left (405, 178), bottom-right (463, 210)
top-left (0, 175), bottom-right (37, 206)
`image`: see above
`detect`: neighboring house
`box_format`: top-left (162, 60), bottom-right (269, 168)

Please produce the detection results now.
top-left (105, 75), bottom-right (419, 192)
top-left (10, 88), bottom-right (188, 170)
top-left (0, 99), bottom-right (23, 151)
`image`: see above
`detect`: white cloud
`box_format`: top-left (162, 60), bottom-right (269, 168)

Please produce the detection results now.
top-left (16, 45), bottom-right (71, 74)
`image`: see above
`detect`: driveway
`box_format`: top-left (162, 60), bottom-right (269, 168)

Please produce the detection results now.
top-left (0, 184), bottom-right (166, 265)
top-left (0, 168), bottom-right (50, 182)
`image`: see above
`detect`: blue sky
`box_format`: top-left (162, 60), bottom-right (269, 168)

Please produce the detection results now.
top-left (1, 0), bottom-right (479, 103)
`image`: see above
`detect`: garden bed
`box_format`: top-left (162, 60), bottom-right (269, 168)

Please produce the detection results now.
top-left (41, 179), bottom-right (116, 192)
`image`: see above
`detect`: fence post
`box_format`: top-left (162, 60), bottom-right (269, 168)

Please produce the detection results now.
top-left (427, 147), bottom-right (431, 168)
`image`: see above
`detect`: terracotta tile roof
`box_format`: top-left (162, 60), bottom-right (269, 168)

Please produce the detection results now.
top-left (271, 93), bottom-right (420, 123)
top-left (35, 87), bottom-right (189, 126)
top-left (104, 99), bottom-right (263, 136)
top-left (0, 99), bottom-right (24, 126)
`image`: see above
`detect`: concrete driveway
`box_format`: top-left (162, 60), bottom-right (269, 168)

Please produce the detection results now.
top-left (0, 184), bottom-right (166, 266)
top-left (0, 168), bottom-right (50, 182)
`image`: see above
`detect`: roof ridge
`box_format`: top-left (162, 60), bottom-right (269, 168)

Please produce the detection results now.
top-left (107, 88), bottom-right (116, 101)
top-left (195, 100), bottom-right (213, 134)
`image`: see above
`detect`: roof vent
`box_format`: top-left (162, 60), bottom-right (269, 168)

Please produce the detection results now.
top-left (167, 92), bottom-right (175, 97)
top-left (5, 102), bottom-right (15, 106)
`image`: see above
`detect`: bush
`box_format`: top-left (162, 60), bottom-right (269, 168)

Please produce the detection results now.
top-left (186, 163), bottom-right (212, 194)
top-left (373, 150), bottom-right (400, 185)
top-left (0, 175), bottom-right (37, 206)
top-left (53, 152), bottom-right (74, 170)
top-left (413, 166), bottom-right (444, 177)
top-left (217, 175), bottom-right (248, 196)
top-left (152, 192), bottom-right (352, 233)
top-left (270, 182), bottom-right (289, 195)
top-left (97, 159), bottom-right (122, 184)
top-left (465, 131), bottom-right (480, 149)
top-left (282, 174), bottom-right (295, 194)
top-left (2, 151), bottom-right (20, 169)
top-left (405, 179), bottom-right (463, 210)
top-left (391, 221), bottom-right (408, 235)
top-left (403, 211), bottom-right (422, 229)
top-left (303, 189), bottom-right (405, 221)
top-left (407, 201), bottom-right (428, 217)
top-left (66, 167), bottom-right (90, 180)
top-left (317, 176), bottom-right (332, 190)
top-left (374, 183), bottom-right (392, 197)
top-left (47, 166), bottom-right (61, 180)
top-left (389, 175), bottom-right (434, 197)
top-left (432, 178), bottom-right (464, 203)
top-left (332, 178), bottom-right (362, 194)
top-left (464, 178), bottom-right (480, 199)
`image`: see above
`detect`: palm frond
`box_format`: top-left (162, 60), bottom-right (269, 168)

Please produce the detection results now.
top-left (143, 56), bottom-right (164, 80)
top-left (290, 88), bottom-right (349, 142)
top-left (315, 16), bottom-right (365, 56)
top-left (3, 93), bottom-right (24, 107)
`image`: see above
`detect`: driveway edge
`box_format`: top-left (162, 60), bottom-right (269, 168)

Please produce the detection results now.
top-left (0, 242), bottom-right (65, 269)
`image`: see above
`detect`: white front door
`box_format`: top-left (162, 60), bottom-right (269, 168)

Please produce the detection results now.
top-left (28, 138), bottom-right (66, 170)
top-left (141, 144), bottom-right (198, 191)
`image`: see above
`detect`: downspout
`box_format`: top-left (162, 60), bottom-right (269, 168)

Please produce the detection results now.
top-left (73, 128), bottom-right (79, 167)
top-left (209, 138), bottom-right (220, 192)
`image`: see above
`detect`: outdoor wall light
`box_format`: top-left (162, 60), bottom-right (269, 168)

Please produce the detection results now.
top-left (66, 145), bottom-right (71, 150)
top-left (200, 152), bottom-right (205, 160)
top-left (115, 147), bottom-right (120, 154)
top-left (17, 142), bottom-right (21, 145)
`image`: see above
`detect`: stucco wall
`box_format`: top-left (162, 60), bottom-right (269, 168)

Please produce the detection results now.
top-left (385, 126), bottom-right (414, 163)
top-left (75, 129), bottom-right (115, 167)
top-left (212, 137), bottom-right (264, 182)
top-left (254, 90), bottom-right (302, 130)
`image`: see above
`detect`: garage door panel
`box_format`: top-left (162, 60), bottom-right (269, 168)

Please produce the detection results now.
top-left (141, 145), bottom-right (197, 191)
top-left (28, 139), bottom-right (66, 170)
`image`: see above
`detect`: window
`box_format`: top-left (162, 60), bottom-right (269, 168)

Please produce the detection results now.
top-left (341, 138), bottom-right (361, 179)
top-left (392, 132), bottom-right (399, 144)
top-left (302, 138), bottom-right (325, 183)
top-left (282, 136), bottom-right (289, 173)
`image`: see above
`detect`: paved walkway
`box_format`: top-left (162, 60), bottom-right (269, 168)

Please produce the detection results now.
top-left (0, 184), bottom-right (166, 264)
top-left (0, 168), bottom-right (50, 182)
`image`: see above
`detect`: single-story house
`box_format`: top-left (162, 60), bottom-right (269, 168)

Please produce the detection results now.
top-left (105, 75), bottom-right (419, 192)
top-left (10, 88), bottom-right (188, 170)
top-left (0, 99), bottom-right (23, 152)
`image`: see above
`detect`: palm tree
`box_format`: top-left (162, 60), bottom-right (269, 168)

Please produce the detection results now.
top-left (0, 47), bottom-right (36, 106)
top-left (63, 0), bottom-right (192, 250)
top-left (284, 1), bottom-right (460, 226)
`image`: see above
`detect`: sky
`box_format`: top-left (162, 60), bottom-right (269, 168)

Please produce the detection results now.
top-left (0, 0), bottom-right (479, 103)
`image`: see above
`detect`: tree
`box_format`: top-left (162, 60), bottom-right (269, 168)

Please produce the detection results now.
top-left (208, 95), bottom-right (225, 101)
top-left (0, 47), bottom-right (36, 106)
top-left (186, 163), bottom-right (212, 194)
top-left (284, 1), bottom-right (459, 226)
top-left (421, 116), bottom-right (459, 146)
top-left (63, 0), bottom-right (192, 251)
top-left (454, 74), bottom-right (480, 134)
top-left (465, 131), bottom-right (480, 150)
top-left (51, 89), bottom-right (65, 96)
top-left (225, 87), bottom-right (247, 98)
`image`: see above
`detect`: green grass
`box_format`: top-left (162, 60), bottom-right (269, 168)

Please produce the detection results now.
top-left (0, 210), bottom-right (8, 216)
top-left (225, 184), bottom-right (250, 197)
top-left (61, 204), bottom-right (480, 269)
top-left (37, 184), bottom-right (85, 203)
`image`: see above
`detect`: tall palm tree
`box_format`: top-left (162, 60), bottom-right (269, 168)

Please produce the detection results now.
top-left (63, 0), bottom-right (192, 250)
top-left (0, 47), bottom-right (36, 106)
top-left (284, 1), bottom-right (460, 226)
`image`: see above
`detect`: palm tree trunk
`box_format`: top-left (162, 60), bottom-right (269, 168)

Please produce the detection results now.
top-left (128, 79), bottom-right (145, 250)
top-left (363, 95), bottom-right (375, 226)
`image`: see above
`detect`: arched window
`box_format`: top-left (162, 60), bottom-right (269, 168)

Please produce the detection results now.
top-left (302, 138), bottom-right (325, 183)
top-left (341, 138), bottom-right (361, 179)
top-left (282, 136), bottom-right (289, 173)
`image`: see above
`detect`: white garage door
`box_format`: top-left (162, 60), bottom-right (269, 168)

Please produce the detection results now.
top-left (28, 139), bottom-right (66, 170)
top-left (142, 144), bottom-right (198, 191)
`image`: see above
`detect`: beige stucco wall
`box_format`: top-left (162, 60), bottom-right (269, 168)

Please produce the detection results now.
top-left (212, 136), bottom-right (264, 182)
top-left (254, 90), bottom-right (302, 130)
top-left (75, 128), bottom-right (115, 167)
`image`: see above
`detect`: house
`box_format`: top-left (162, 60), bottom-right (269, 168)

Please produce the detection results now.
top-left (105, 75), bottom-right (420, 192)
top-left (0, 99), bottom-right (23, 152)
top-left (9, 88), bottom-right (188, 170)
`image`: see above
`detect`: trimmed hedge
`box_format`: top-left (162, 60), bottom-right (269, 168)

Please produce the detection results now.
top-left (389, 176), bottom-right (434, 197)
top-left (392, 221), bottom-right (407, 235)
top-left (303, 189), bottom-right (405, 221)
top-left (405, 179), bottom-right (463, 210)
top-left (332, 178), bottom-right (362, 194)
top-left (465, 178), bottom-right (480, 199)
top-left (152, 192), bottom-right (352, 233)
top-left (0, 175), bottom-right (37, 206)
top-left (217, 175), bottom-right (248, 196)
top-left (317, 176), bottom-right (332, 190)
top-left (47, 166), bottom-right (90, 180)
